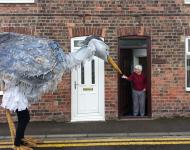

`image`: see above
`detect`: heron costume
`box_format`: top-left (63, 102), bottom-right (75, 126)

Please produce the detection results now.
top-left (0, 32), bottom-right (122, 150)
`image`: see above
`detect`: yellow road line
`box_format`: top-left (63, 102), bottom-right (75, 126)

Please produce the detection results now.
top-left (36, 141), bottom-right (190, 147)
top-left (0, 145), bottom-right (14, 149)
top-left (1, 140), bottom-right (190, 149)
top-left (41, 137), bottom-right (190, 143)
top-left (2, 137), bottom-right (190, 145)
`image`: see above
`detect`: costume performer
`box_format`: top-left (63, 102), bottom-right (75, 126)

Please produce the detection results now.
top-left (0, 32), bottom-right (122, 150)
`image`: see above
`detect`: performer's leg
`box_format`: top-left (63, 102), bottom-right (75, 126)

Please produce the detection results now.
top-left (14, 108), bottom-right (30, 146)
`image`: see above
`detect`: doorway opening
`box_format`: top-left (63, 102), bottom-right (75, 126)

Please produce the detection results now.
top-left (118, 37), bottom-right (151, 118)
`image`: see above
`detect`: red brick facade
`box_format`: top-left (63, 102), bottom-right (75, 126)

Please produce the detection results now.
top-left (0, 0), bottom-right (190, 122)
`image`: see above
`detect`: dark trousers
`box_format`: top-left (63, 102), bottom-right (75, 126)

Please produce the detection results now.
top-left (14, 108), bottom-right (30, 146)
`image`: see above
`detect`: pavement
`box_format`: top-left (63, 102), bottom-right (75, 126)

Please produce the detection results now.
top-left (1, 117), bottom-right (190, 141)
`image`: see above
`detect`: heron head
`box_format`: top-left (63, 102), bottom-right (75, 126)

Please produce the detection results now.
top-left (84, 36), bottom-right (122, 75)
top-left (83, 36), bottom-right (109, 62)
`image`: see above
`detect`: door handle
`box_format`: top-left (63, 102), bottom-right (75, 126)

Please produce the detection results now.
top-left (74, 81), bottom-right (79, 89)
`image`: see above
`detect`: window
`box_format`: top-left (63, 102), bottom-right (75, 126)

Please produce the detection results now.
top-left (119, 38), bottom-right (147, 48)
top-left (185, 0), bottom-right (190, 4)
top-left (91, 59), bottom-right (95, 84)
top-left (185, 37), bottom-right (190, 91)
top-left (0, 0), bottom-right (34, 3)
top-left (81, 63), bottom-right (85, 84)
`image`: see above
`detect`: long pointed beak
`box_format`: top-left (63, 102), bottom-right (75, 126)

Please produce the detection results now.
top-left (107, 56), bottom-right (122, 75)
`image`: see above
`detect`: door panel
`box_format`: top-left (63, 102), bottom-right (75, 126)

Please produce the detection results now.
top-left (71, 37), bottom-right (105, 122)
top-left (77, 58), bottom-right (99, 114)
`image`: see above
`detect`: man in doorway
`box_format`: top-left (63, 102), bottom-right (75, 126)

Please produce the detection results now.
top-left (122, 65), bottom-right (146, 116)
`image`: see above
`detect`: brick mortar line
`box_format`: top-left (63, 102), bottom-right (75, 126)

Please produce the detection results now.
top-left (0, 13), bottom-right (190, 17)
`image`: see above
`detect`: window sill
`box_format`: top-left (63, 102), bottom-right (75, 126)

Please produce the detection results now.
top-left (185, 87), bottom-right (190, 92)
top-left (184, 1), bottom-right (190, 4)
top-left (0, 0), bottom-right (35, 3)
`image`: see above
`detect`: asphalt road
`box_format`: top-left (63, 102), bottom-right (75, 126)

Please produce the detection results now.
top-left (32, 145), bottom-right (190, 150)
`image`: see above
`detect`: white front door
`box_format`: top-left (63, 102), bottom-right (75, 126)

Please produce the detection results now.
top-left (71, 36), bottom-right (105, 122)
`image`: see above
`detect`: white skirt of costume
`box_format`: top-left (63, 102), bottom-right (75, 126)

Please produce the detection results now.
top-left (1, 86), bottom-right (28, 112)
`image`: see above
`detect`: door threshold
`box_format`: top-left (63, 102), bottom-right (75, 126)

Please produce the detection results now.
top-left (119, 116), bottom-right (153, 121)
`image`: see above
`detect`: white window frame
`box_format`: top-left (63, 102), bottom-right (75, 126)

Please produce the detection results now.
top-left (185, 0), bottom-right (190, 4)
top-left (185, 37), bottom-right (190, 91)
top-left (0, 0), bottom-right (34, 3)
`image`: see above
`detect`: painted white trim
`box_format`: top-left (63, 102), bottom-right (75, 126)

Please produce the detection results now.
top-left (184, 0), bottom-right (190, 4)
top-left (185, 37), bottom-right (190, 91)
top-left (71, 37), bottom-right (78, 122)
top-left (71, 36), bottom-right (105, 122)
top-left (0, 0), bottom-right (34, 3)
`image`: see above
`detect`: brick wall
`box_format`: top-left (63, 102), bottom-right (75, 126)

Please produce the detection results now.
top-left (0, 0), bottom-right (190, 122)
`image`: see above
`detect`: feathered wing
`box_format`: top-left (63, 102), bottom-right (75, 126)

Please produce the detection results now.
top-left (0, 32), bottom-right (66, 102)
top-left (0, 32), bottom-right (57, 79)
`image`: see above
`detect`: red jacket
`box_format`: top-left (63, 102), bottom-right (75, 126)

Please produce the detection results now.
top-left (127, 72), bottom-right (146, 91)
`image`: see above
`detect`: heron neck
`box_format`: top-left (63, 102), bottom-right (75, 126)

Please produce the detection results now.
top-left (63, 45), bottom-right (95, 71)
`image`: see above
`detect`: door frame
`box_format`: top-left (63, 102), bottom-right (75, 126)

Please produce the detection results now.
top-left (71, 36), bottom-right (105, 122)
top-left (118, 36), bottom-right (152, 117)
